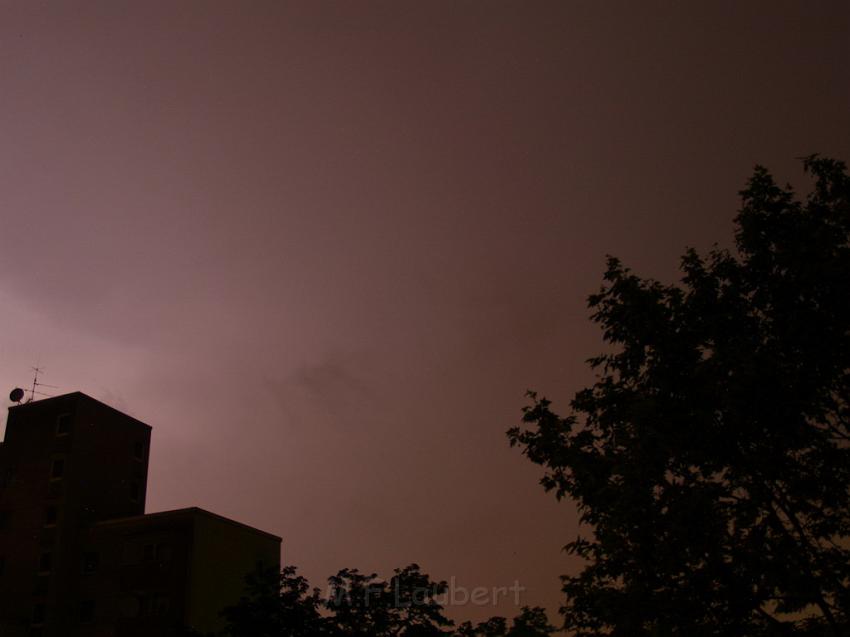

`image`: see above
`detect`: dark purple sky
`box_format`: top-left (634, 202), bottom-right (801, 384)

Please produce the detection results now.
top-left (1, 0), bottom-right (848, 623)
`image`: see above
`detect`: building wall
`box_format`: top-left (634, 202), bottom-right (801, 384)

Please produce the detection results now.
top-left (83, 509), bottom-right (281, 636)
top-left (0, 393), bottom-right (151, 635)
top-left (82, 512), bottom-right (194, 637)
top-left (0, 394), bottom-right (80, 634)
top-left (185, 510), bottom-right (281, 633)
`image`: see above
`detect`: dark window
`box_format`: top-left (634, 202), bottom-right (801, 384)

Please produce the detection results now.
top-left (152, 594), bottom-right (170, 616)
top-left (0, 556), bottom-right (5, 575)
top-left (33, 577), bottom-right (48, 595)
top-left (55, 413), bottom-right (71, 436)
top-left (0, 466), bottom-right (15, 488)
top-left (32, 603), bottom-right (45, 624)
top-left (139, 593), bottom-right (170, 617)
top-left (0, 511), bottom-right (9, 530)
top-left (79, 600), bottom-right (95, 623)
top-left (139, 594), bottom-right (150, 616)
top-left (44, 506), bottom-right (57, 526)
top-left (81, 552), bottom-right (99, 575)
top-left (47, 481), bottom-right (62, 498)
top-left (38, 552), bottom-right (51, 574)
top-left (119, 594), bottom-right (140, 618)
top-left (156, 543), bottom-right (172, 562)
top-left (133, 441), bottom-right (144, 460)
top-left (121, 542), bottom-right (141, 566)
top-left (50, 459), bottom-right (64, 480)
top-left (130, 481), bottom-right (140, 502)
top-left (141, 543), bottom-right (171, 563)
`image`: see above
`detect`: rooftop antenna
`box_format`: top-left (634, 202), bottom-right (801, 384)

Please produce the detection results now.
top-left (26, 366), bottom-right (58, 403)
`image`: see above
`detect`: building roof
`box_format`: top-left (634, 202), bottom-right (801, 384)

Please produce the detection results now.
top-left (8, 391), bottom-right (151, 430)
top-left (93, 506), bottom-right (282, 543)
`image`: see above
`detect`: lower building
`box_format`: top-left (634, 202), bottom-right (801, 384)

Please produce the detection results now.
top-left (77, 507), bottom-right (281, 636)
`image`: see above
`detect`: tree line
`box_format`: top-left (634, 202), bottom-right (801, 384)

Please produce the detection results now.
top-left (184, 562), bottom-right (557, 636)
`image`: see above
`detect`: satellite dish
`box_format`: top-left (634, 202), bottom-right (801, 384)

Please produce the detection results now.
top-left (9, 387), bottom-right (25, 403)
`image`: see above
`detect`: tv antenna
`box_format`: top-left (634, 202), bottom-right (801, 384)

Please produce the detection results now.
top-left (26, 366), bottom-right (58, 403)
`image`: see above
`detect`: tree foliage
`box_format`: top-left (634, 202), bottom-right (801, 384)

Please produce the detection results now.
top-left (325, 564), bottom-right (454, 636)
top-left (221, 564), bottom-right (328, 637)
top-left (456, 606), bottom-right (558, 636)
top-left (219, 564), bottom-right (558, 636)
top-left (508, 157), bottom-right (850, 636)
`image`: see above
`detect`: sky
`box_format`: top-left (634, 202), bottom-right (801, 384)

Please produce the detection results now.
top-left (0, 0), bottom-right (848, 625)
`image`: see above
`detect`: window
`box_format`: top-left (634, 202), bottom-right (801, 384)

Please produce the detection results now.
top-left (81, 552), bottom-right (99, 575)
top-left (38, 551), bottom-right (51, 574)
top-left (156, 543), bottom-right (172, 562)
top-left (152, 594), bottom-right (170, 616)
top-left (133, 441), bottom-right (144, 461)
top-left (79, 600), bottom-right (95, 623)
top-left (47, 481), bottom-right (62, 498)
top-left (0, 466), bottom-right (15, 488)
top-left (139, 593), bottom-right (170, 617)
top-left (121, 542), bottom-right (142, 566)
top-left (31, 603), bottom-right (45, 625)
top-left (142, 543), bottom-right (171, 563)
top-left (142, 544), bottom-right (155, 563)
top-left (119, 594), bottom-right (141, 618)
top-left (50, 459), bottom-right (64, 480)
top-left (55, 413), bottom-right (71, 436)
top-left (44, 506), bottom-right (57, 527)
top-left (33, 577), bottom-right (48, 595)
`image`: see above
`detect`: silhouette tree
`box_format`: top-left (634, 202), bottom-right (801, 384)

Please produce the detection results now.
top-left (325, 568), bottom-right (395, 636)
top-left (455, 617), bottom-right (508, 637)
top-left (389, 564), bottom-right (456, 636)
top-left (508, 157), bottom-right (850, 636)
top-left (325, 564), bottom-right (453, 636)
top-left (219, 563), bottom-right (557, 636)
top-left (455, 606), bottom-right (557, 636)
top-left (220, 564), bottom-right (330, 636)
top-left (508, 606), bottom-right (559, 636)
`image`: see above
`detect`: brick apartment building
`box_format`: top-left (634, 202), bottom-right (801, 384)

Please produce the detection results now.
top-left (0, 392), bottom-right (281, 636)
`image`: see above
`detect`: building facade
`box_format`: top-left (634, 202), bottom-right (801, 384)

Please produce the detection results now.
top-left (0, 392), bottom-right (281, 636)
